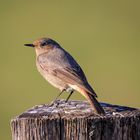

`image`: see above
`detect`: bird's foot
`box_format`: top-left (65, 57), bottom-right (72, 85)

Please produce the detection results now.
top-left (49, 100), bottom-right (60, 108)
top-left (64, 99), bottom-right (68, 103)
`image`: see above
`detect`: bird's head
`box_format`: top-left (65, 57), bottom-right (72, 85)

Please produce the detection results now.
top-left (25, 38), bottom-right (60, 55)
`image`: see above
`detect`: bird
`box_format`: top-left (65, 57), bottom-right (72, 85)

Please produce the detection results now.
top-left (25, 37), bottom-right (105, 115)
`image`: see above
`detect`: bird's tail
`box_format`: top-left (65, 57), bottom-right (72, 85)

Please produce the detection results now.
top-left (78, 88), bottom-right (105, 115)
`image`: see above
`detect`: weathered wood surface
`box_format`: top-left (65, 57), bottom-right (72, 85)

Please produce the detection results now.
top-left (11, 100), bottom-right (140, 140)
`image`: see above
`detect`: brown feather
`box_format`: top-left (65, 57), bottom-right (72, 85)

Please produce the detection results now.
top-left (53, 68), bottom-right (97, 97)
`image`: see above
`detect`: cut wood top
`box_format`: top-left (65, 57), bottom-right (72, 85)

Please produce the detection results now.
top-left (13, 100), bottom-right (140, 120)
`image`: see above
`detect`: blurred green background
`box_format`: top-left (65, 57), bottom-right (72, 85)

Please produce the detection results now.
top-left (0, 0), bottom-right (140, 139)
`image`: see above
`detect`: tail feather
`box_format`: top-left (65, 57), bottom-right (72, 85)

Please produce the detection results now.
top-left (71, 85), bottom-right (105, 115)
top-left (78, 88), bottom-right (105, 115)
top-left (86, 93), bottom-right (105, 115)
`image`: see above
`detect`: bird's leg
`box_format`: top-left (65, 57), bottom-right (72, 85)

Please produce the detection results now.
top-left (54, 89), bottom-right (65, 102)
top-left (65, 91), bottom-right (74, 103)
top-left (49, 89), bottom-right (65, 107)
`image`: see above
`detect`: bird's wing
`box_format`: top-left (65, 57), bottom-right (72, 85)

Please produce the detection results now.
top-left (52, 67), bottom-right (97, 97)
top-left (38, 50), bottom-right (97, 97)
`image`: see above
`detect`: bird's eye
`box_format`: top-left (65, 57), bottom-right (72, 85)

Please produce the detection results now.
top-left (41, 42), bottom-right (46, 46)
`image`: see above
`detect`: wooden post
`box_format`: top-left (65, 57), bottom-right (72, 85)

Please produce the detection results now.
top-left (11, 100), bottom-right (140, 140)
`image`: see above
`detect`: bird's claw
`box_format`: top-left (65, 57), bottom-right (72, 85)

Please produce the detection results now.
top-left (49, 100), bottom-right (60, 108)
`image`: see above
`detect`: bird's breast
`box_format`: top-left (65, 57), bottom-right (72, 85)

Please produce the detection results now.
top-left (36, 59), bottom-right (68, 91)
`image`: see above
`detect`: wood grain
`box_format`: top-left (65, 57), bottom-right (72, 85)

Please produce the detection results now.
top-left (11, 100), bottom-right (140, 140)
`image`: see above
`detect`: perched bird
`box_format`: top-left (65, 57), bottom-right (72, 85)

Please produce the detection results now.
top-left (25, 38), bottom-right (105, 115)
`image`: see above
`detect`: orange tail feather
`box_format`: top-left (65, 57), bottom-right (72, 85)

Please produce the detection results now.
top-left (78, 88), bottom-right (105, 115)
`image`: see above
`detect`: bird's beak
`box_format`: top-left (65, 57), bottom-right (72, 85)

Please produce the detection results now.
top-left (24, 44), bottom-right (35, 47)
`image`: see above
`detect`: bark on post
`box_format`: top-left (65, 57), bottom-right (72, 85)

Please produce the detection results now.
top-left (11, 100), bottom-right (140, 140)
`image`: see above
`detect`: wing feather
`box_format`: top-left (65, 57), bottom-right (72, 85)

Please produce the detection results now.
top-left (52, 68), bottom-right (97, 97)
top-left (38, 50), bottom-right (97, 97)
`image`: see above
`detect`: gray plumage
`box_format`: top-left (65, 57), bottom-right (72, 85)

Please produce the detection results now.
top-left (25, 38), bottom-right (105, 115)
top-left (37, 44), bottom-right (96, 96)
